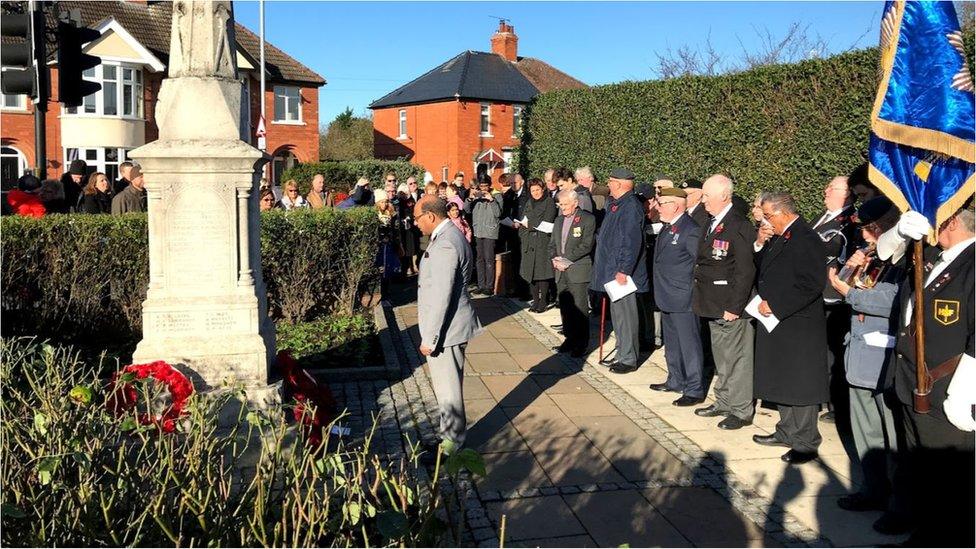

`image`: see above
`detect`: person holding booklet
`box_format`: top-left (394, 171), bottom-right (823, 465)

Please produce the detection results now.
top-left (752, 191), bottom-right (829, 465)
top-left (590, 168), bottom-right (648, 374)
top-left (550, 189), bottom-right (596, 357)
top-left (518, 178), bottom-right (558, 313)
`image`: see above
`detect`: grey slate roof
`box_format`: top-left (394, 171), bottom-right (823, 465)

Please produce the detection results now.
top-left (369, 50), bottom-right (543, 109)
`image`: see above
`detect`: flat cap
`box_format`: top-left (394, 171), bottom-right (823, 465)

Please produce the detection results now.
top-left (659, 187), bottom-right (688, 198)
top-left (680, 178), bottom-right (703, 189)
top-left (609, 168), bottom-right (635, 181)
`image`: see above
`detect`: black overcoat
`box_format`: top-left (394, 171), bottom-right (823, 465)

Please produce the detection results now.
top-left (519, 196), bottom-right (557, 282)
top-left (754, 218), bottom-right (829, 405)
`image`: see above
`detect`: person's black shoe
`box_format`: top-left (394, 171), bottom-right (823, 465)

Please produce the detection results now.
top-left (872, 512), bottom-right (914, 536)
top-left (557, 329), bottom-right (565, 335)
top-left (718, 416), bottom-right (752, 430)
top-left (608, 362), bottom-right (639, 374)
top-left (553, 342), bottom-right (573, 353)
top-left (550, 323), bottom-right (563, 329)
top-left (694, 405), bottom-right (729, 418)
top-left (781, 449), bottom-right (818, 464)
top-left (649, 383), bottom-right (679, 393)
top-left (569, 348), bottom-right (587, 358)
top-left (820, 411), bottom-right (835, 423)
top-left (673, 395), bottom-right (705, 407)
top-left (837, 493), bottom-right (886, 512)
top-left (753, 434), bottom-right (790, 447)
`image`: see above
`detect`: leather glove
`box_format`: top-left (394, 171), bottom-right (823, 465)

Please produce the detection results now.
top-left (896, 210), bottom-right (931, 241)
top-left (944, 354), bottom-right (976, 432)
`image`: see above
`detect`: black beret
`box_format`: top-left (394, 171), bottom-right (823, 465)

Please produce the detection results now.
top-left (681, 178), bottom-right (703, 189)
top-left (855, 196), bottom-right (897, 225)
top-left (634, 183), bottom-right (654, 199)
top-left (609, 168), bottom-right (635, 181)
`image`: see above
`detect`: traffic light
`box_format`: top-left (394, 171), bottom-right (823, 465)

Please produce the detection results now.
top-left (0, 10), bottom-right (42, 98)
top-left (57, 10), bottom-right (101, 108)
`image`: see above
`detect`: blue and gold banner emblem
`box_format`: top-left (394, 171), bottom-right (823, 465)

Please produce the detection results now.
top-left (869, 0), bottom-right (975, 239)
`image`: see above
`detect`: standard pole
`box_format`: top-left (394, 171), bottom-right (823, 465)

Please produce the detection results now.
top-left (259, 0), bottom-right (267, 180)
top-left (599, 296), bottom-right (607, 363)
top-left (32, 0), bottom-right (47, 179)
top-left (912, 239), bottom-right (929, 413)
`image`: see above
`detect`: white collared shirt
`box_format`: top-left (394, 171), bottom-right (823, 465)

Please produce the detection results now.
top-left (708, 203), bottom-right (733, 234)
top-left (813, 205), bottom-right (852, 229)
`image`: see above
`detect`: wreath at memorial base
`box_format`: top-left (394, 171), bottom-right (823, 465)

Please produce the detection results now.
top-left (107, 361), bottom-right (194, 433)
top-left (277, 351), bottom-right (338, 446)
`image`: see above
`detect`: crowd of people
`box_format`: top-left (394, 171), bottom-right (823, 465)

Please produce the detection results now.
top-left (361, 163), bottom-right (971, 547)
top-left (4, 158), bottom-right (147, 217)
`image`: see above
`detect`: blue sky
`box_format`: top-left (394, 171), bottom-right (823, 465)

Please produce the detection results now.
top-left (234, 1), bottom-right (883, 129)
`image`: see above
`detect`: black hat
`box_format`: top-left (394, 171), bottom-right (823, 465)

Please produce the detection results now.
top-left (68, 159), bottom-right (87, 176)
top-left (17, 173), bottom-right (41, 192)
top-left (855, 196), bottom-right (897, 225)
top-left (609, 168), bottom-right (635, 181)
top-left (635, 183), bottom-right (654, 199)
top-left (681, 178), bottom-right (703, 189)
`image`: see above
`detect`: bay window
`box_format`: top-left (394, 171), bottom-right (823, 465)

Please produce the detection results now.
top-left (64, 62), bottom-right (144, 118)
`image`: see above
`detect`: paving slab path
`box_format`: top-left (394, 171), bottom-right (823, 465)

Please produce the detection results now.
top-left (327, 286), bottom-right (909, 547)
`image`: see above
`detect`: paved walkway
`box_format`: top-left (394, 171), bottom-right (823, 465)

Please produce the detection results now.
top-left (392, 294), bottom-right (909, 548)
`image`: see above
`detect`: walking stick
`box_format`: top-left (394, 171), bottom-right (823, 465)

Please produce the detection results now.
top-left (912, 240), bottom-right (930, 413)
top-left (599, 295), bottom-right (607, 363)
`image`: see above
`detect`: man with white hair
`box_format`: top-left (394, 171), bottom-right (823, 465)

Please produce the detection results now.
top-left (691, 174), bottom-right (757, 429)
top-left (576, 166), bottom-right (606, 213)
top-left (550, 189), bottom-right (596, 357)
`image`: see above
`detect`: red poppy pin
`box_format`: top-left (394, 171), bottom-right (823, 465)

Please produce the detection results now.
top-left (714, 223), bottom-right (724, 235)
top-left (610, 204), bottom-right (619, 213)
top-left (784, 230), bottom-right (792, 240)
top-left (573, 215), bottom-right (581, 223)
top-left (670, 225), bottom-right (678, 234)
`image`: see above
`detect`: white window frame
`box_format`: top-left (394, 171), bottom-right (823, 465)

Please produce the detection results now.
top-left (63, 147), bottom-right (130, 182)
top-left (1, 72), bottom-right (28, 111)
top-left (441, 166), bottom-right (449, 181)
top-left (398, 109), bottom-right (407, 139)
top-left (512, 105), bottom-right (523, 138)
top-left (502, 151), bottom-right (513, 174)
top-left (62, 61), bottom-right (144, 120)
top-left (273, 85), bottom-right (303, 124)
top-left (1, 145), bottom-right (29, 186)
top-left (479, 103), bottom-right (492, 137)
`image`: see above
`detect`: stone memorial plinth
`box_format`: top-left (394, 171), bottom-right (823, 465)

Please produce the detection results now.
top-left (130, 0), bottom-right (277, 407)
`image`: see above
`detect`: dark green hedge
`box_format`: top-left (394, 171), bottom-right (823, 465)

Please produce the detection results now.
top-left (1, 209), bottom-right (379, 348)
top-left (281, 160), bottom-right (426, 194)
top-left (521, 48), bottom-right (882, 218)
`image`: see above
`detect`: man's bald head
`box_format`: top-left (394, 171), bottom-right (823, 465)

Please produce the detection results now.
top-left (701, 174), bottom-right (733, 216)
top-left (414, 195), bottom-right (448, 236)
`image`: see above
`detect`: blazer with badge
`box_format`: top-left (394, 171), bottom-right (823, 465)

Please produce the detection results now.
top-left (418, 221), bottom-right (482, 352)
top-left (892, 242), bottom-right (975, 422)
top-left (549, 209), bottom-right (596, 284)
top-left (653, 213), bottom-right (702, 313)
top-left (692, 210), bottom-right (756, 319)
top-left (753, 218), bottom-right (829, 406)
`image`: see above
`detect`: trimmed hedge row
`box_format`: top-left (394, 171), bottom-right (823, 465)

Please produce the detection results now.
top-left (520, 48), bottom-right (882, 218)
top-left (281, 160), bottom-right (426, 195)
top-left (1, 208), bottom-right (379, 348)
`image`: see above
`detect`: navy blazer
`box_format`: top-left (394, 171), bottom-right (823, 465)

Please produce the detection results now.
top-left (590, 191), bottom-right (649, 292)
top-left (653, 213), bottom-right (702, 312)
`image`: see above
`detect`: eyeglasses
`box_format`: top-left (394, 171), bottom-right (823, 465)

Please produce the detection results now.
top-left (287, 189), bottom-right (298, 194)
top-left (762, 210), bottom-right (782, 220)
top-left (386, 179), bottom-right (396, 183)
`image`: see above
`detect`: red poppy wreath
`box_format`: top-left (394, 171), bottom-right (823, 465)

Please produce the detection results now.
top-left (107, 361), bottom-right (194, 433)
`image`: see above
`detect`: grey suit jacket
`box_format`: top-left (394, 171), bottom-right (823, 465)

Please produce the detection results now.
top-left (418, 220), bottom-right (482, 351)
top-left (549, 209), bottom-right (596, 284)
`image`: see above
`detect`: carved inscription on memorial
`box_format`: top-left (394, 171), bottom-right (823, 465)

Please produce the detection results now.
top-left (166, 186), bottom-right (232, 289)
top-left (152, 311), bottom-right (194, 333)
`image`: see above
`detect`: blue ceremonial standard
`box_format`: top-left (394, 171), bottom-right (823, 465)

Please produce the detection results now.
top-left (868, 0), bottom-right (975, 238)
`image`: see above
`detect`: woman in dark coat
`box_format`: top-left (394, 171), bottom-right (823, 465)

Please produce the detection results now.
top-left (518, 178), bottom-right (557, 313)
top-left (79, 172), bottom-right (112, 214)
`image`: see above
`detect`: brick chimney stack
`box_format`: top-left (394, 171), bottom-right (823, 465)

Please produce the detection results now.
top-left (491, 21), bottom-right (518, 62)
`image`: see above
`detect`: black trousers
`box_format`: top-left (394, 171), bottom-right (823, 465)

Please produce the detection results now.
top-left (898, 404), bottom-right (975, 547)
top-left (557, 278), bottom-right (589, 351)
top-left (773, 403), bottom-right (822, 453)
top-left (475, 237), bottom-right (496, 292)
top-left (531, 279), bottom-right (551, 311)
top-left (824, 303), bottom-right (851, 416)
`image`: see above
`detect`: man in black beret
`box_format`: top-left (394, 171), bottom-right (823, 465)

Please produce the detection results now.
top-left (681, 178), bottom-right (708, 227)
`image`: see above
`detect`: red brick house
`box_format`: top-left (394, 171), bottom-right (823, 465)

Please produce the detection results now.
top-left (370, 22), bottom-right (585, 183)
top-left (1, 0), bottom-right (324, 189)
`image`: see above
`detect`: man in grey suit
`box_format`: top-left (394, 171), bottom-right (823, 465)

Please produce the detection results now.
top-left (649, 188), bottom-right (705, 406)
top-left (550, 189), bottom-right (596, 358)
top-left (414, 196), bottom-right (482, 450)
